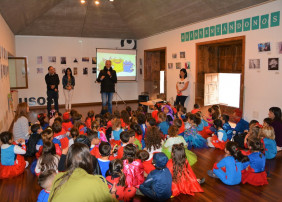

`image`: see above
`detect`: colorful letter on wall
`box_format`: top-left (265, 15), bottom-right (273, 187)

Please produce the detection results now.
top-left (222, 23), bottom-right (228, 35)
top-left (199, 28), bottom-right (204, 39)
top-left (181, 33), bottom-right (185, 42)
top-left (210, 26), bottom-right (215, 37)
top-left (236, 20), bottom-right (242, 32)
top-left (243, 18), bottom-right (251, 31)
top-left (216, 24), bottom-right (221, 35)
top-left (204, 27), bottom-right (209, 38)
top-left (228, 21), bottom-right (235, 34)
top-left (252, 16), bottom-right (259, 30)
top-left (194, 30), bottom-right (199, 40)
top-left (186, 32), bottom-right (189, 41)
top-left (271, 11), bottom-right (280, 27)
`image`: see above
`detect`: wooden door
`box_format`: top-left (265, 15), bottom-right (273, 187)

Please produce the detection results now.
top-left (144, 51), bottom-right (161, 100)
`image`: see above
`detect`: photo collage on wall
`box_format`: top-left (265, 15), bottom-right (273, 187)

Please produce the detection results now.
top-left (0, 45), bottom-right (9, 80)
top-left (35, 56), bottom-right (97, 76)
top-left (249, 41), bottom-right (281, 71)
top-left (169, 51), bottom-right (191, 71)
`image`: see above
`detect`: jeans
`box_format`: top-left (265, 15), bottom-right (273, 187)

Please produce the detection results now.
top-left (175, 95), bottom-right (188, 106)
top-left (47, 90), bottom-right (59, 114)
top-left (101, 92), bottom-right (114, 114)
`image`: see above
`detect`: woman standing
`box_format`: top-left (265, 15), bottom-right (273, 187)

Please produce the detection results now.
top-left (175, 68), bottom-right (189, 107)
top-left (268, 107), bottom-right (282, 151)
top-left (62, 68), bottom-right (75, 112)
top-left (12, 102), bottom-right (30, 141)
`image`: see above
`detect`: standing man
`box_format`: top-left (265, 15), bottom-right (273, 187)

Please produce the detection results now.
top-left (96, 60), bottom-right (117, 114)
top-left (45, 66), bottom-right (60, 116)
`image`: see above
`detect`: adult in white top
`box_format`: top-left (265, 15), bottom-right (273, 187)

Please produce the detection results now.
top-left (13, 102), bottom-right (30, 141)
top-left (175, 68), bottom-right (189, 106)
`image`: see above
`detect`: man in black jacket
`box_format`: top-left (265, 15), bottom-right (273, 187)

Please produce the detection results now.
top-left (45, 66), bottom-right (60, 115)
top-left (96, 60), bottom-right (117, 114)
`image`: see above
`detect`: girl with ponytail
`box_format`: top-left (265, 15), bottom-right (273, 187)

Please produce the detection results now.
top-left (241, 137), bottom-right (268, 186)
top-left (207, 141), bottom-right (249, 185)
top-left (106, 159), bottom-right (136, 202)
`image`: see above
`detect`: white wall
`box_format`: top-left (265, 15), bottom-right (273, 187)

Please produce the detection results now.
top-left (137, 0), bottom-right (282, 123)
top-left (15, 36), bottom-right (138, 107)
top-left (0, 13), bottom-right (15, 131)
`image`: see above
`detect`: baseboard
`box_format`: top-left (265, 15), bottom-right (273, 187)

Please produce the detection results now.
top-left (29, 100), bottom-right (139, 110)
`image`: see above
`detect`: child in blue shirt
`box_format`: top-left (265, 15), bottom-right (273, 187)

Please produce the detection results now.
top-left (97, 142), bottom-right (111, 178)
top-left (37, 169), bottom-right (57, 202)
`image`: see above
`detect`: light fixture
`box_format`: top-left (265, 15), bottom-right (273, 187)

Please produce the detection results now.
top-left (109, 0), bottom-right (114, 2)
top-left (95, 0), bottom-right (100, 5)
top-left (80, 0), bottom-right (86, 4)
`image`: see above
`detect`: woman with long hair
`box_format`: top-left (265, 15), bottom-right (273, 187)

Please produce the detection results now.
top-left (268, 107), bottom-right (282, 151)
top-left (175, 68), bottom-right (189, 106)
top-left (12, 102), bottom-right (30, 141)
top-left (62, 68), bottom-right (75, 112)
top-left (49, 143), bottom-right (114, 201)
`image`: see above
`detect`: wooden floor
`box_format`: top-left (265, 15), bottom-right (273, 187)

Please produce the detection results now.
top-left (1, 105), bottom-right (282, 202)
top-left (0, 148), bottom-right (281, 202)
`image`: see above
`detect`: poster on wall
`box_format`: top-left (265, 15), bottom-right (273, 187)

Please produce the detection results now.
top-left (277, 42), bottom-right (282, 54)
top-left (185, 61), bottom-right (191, 69)
top-left (176, 62), bottom-right (181, 69)
top-left (83, 67), bottom-right (88, 75)
top-left (168, 63), bottom-right (173, 69)
top-left (61, 68), bottom-right (66, 74)
top-left (172, 53), bottom-right (177, 59)
top-left (37, 56), bottom-right (42, 64)
top-left (37, 68), bottom-right (44, 74)
top-left (73, 67), bottom-right (78, 75)
top-left (48, 56), bottom-right (56, 63)
top-left (92, 67), bottom-right (97, 74)
top-left (268, 58), bottom-right (279, 70)
top-left (82, 57), bottom-right (89, 62)
top-left (180, 52), bottom-right (185, 58)
top-left (61, 57), bottom-right (66, 64)
top-left (258, 42), bottom-right (270, 52)
top-left (249, 59), bottom-right (260, 69)
top-left (92, 57), bottom-right (97, 64)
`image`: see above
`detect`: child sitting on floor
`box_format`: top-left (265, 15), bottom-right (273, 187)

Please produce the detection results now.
top-left (158, 112), bottom-right (170, 137)
top-left (110, 118), bottom-right (123, 147)
top-left (184, 114), bottom-right (207, 149)
top-left (259, 126), bottom-right (277, 159)
top-left (97, 141), bottom-right (112, 178)
top-left (167, 143), bottom-right (204, 196)
top-left (207, 119), bottom-right (228, 150)
top-left (139, 152), bottom-right (172, 201)
top-left (221, 114), bottom-right (234, 140)
top-left (26, 124), bottom-right (42, 157)
top-left (241, 137), bottom-right (268, 186)
top-left (122, 144), bottom-right (144, 188)
top-left (137, 150), bottom-right (155, 175)
top-left (207, 141), bottom-right (249, 185)
top-left (35, 141), bottom-right (60, 176)
top-left (106, 159), bottom-right (136, 202)
top-left (0, 132), bottom-right (28, 179)
top-left (163, 125), bottom-right (187, 153)
top-left (37, 169), bottom-right (57, 202)
top-left (85, 110), bottom-right (95, 129)
top-left (52, 121), bottom-right (69, 150)
top-left (62, 112), bottom-right (73, 132)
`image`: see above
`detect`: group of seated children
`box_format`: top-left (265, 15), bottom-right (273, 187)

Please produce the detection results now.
top-left (0, 102), bottom-right (280, 201)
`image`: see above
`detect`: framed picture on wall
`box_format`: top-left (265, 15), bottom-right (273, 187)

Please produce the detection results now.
top-left (278, 42), bottom-right (282, 54)
top-left (37, 56), bottom-right (42, 64)
top-left (92, 67), bottom-right (97, 74)
top-left (258, 42), bottom-right (270, 52)
top-left (92, 57), bottom-right (97, 64)
top-left (172, 53), bottom-right (177, 59)
top-left (176, 62), bottom-right (181, 69)
top-left (268, 58), bottom-right (279, 70)
top-left (73, 67), bottom-right (78, 75)
top-left (48, 56), bottom-right (56, 63)
top-left (168, 63), bottom-right (173, 69)
top-left (180, 51), bottom-right (185, 58)
top-left (83, 67), bottom-right (88, 75)
top-left (73, 57), bottom-right (78, 63)
top-left (249, 59), bottom-right (260, 69)
top-left (185, 61), bottom-right (191, 69)
top-left (61, 57), bottom-right (66, 64)
top-left (82, 57), bottom-right (89, 62)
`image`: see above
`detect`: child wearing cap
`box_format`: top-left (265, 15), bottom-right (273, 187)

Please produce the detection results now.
top-left (62, 112), bottom-right (73, 132)
top-left (138, 152), bottom-right (172, 201)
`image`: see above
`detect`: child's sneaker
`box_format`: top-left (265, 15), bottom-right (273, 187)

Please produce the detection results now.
top-left (25, 161), bottom-right (29, 168)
